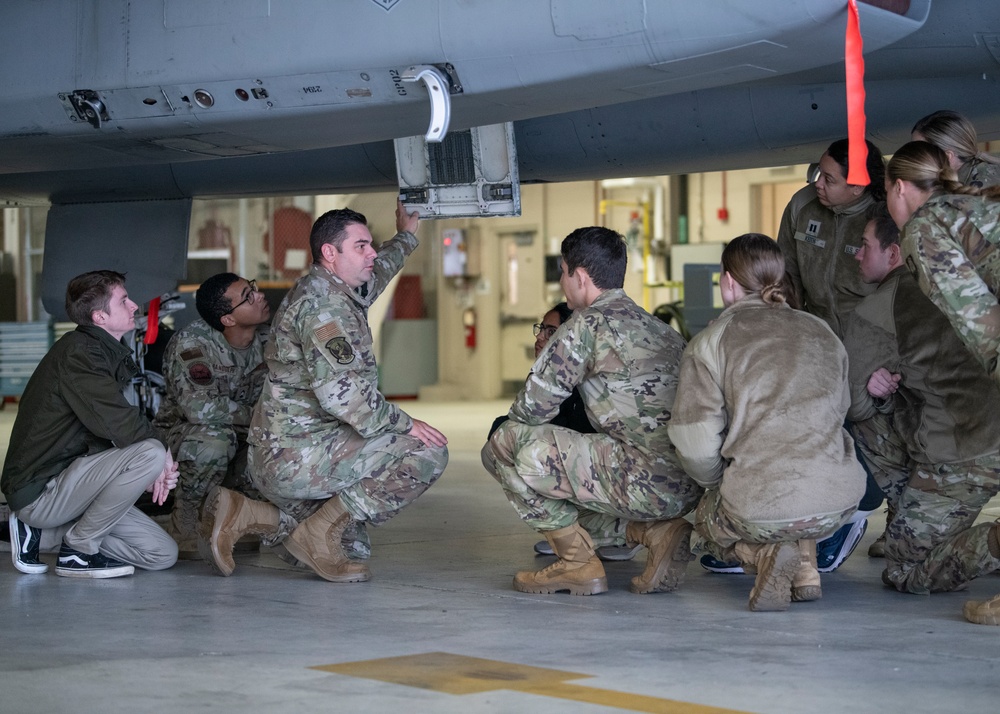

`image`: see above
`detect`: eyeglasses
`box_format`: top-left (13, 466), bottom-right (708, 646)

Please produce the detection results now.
top-left (532, 323), bottom-right (558, 339)
top-left (225, 279), bottom-right (258, 314)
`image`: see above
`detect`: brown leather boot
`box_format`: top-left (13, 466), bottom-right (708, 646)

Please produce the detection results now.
top-left (513, 523), bottom-right (608, 595)
top-left (625, 518), bottom-right (693, 594)
top-left (791, 539), bottom-right (822, 602)
top-left (283, 496), bottom-right (371, 583)
top-left (734, 541), bottom-right (799, 612)
top-left (201, 486), bottom-right (280, 577)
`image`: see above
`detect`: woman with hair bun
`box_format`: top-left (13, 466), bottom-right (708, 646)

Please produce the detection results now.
top-left (911, 110), bottom-right (1000, 189)
top-left (668, 234), bottom-right (865, 612)
top-left (885, 140), bottom-right (1000, 381)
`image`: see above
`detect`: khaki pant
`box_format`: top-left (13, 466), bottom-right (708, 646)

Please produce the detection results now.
top-left (17, 440), bottom-right (178, 570)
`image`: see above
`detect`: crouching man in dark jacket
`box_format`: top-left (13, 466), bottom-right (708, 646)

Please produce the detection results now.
top-left (3, 270), bottom-right (179, 578)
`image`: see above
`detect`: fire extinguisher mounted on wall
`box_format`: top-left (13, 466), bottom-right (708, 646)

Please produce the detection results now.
top-left (462, 307), bottom-right (476, 349)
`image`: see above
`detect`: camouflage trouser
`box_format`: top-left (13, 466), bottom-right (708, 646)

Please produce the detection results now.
top-left (166, 423), bottom-right (256, 503)
top-left (165, 423), bottom-right (262, 543)
top-left (485, 421), bottom-right (701, 532)
top-left (883, 452), bottom-right (1000, 594)
top-left (480, 441), bottom-right (626, 547)
top-left (694, 488), bottom-right (854, 563)
top-left (250, 430), bottom-right (448, 530)
top-left (852, 413), bottom-right (910, 510)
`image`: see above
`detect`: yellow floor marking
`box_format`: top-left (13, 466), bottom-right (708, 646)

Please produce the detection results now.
top-left (313, 652), bottom-right (753, 714)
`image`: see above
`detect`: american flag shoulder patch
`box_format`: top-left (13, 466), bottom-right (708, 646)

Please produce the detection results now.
top-left (314, 321), bottom-right (342, 342)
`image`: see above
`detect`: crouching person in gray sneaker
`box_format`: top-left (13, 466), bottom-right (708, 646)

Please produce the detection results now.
top-left (668, 235), bottom-right (866, 611)
top-left (2, 270), bottom-right (179, 579)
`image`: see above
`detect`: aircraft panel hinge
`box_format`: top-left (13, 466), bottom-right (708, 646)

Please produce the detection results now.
top-left (59, 90), bottom-right (111, 129)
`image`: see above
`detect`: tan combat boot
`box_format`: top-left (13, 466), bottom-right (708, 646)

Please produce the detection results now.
top-left (964, 592), bottom-right (1000, 625)
top-left (283, 496), bottom-right (371, 583)
top-left (625, 518), bottom-right (693, 594)
top-left (968, 525), bottom-right (1000, 622)
top-left (791, 539), bottom-right (822, 602)
top-left (200, 486), bottom-right (280, 576)
top-left (513, 523), bottom-right (608, 595)
top-left (734, 541), bottom-right (799, 612)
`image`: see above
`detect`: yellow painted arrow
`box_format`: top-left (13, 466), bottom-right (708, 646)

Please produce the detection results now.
top-left (313, 652), bottom-right (754, 714)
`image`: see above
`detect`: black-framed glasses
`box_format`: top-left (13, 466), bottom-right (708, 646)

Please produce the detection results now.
top-left (532, 323), bottom-right (558, 339)
top-left (225, 279), bottom-right (258, 314)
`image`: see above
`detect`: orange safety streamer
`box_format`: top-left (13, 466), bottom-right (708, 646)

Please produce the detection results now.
top-left (144, 296), bottom-right (160, 345)
top-left (845, 0), bottom-right (869, 185)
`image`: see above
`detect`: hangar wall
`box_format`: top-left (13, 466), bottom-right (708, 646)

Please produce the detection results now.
top-left (1, 162), bottom-right (814, 401)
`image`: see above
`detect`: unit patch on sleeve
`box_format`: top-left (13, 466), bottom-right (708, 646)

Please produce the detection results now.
top-left (188, 361), bottom-right (214, 385)
top-left (326, 337), bottom-right (355, 365)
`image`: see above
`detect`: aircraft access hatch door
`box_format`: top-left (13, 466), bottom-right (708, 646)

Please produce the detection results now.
top-left (395, 122), bottom-right (521, 219)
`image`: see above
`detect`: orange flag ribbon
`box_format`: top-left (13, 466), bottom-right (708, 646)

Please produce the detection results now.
top-left (846, 0), bottom-right (869, 186)
top-left (144, 296), bottom-right (160, 345)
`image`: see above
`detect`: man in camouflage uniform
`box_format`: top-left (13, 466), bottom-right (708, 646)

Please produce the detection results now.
top-left (842, 206), bottom-right (1000, 602)
top-left (202, 201), bottom-right (448, 583)
top-left (154, 272), bottom-right (272, 554)
top-left (483, 226), bottom-right (700, 596)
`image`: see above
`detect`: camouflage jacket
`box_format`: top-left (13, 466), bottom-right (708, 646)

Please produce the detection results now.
top-left (154, 318), bottom-right (269, 432)
top-left (668, 296), bottom-right (865, 522)
top-left (508, 288), bottom-right (686, 461)
top-left (249, 231), bottom-right (417, 449)
top-left (959, 157), bottom-right (1000, 189)
top-left (776, 184), bottom-right (876, 338)
top-left (900, 193), bottom-right (1000, 377)
top-left (844, 267), bottom-right (1000, 464)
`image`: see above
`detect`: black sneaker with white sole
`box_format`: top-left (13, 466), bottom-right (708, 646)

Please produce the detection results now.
top-left (9, 513), bottom-right (48, 574)
top-left (54, 545), bottom-right (134, 579)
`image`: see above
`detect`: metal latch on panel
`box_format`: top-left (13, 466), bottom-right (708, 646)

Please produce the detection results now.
top-left (400, 64), bottom-right (462, 142)
top-left (63, 90), bottom-right (111, 129)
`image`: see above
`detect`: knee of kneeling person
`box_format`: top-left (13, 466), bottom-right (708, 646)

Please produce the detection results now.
top-left (486, 424), bottom-right (517, 466)
top-left (123, 439), bottom-right (170, 486)
top-left (480, 442), bottom-right (499, 477)
top-left (191, 426), bottom-right (238, 456)
top-left (144, 534), bottom-right (179, 571)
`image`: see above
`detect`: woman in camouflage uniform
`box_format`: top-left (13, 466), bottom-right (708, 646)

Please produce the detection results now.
top-left (912, 110), bottom-right (1000, 190)
top-left (885, 140), bottom-right (1000, 626)
top-left (885, 141), bottom-right (1000, 383)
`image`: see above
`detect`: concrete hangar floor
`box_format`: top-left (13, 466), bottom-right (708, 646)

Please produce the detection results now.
top-left (1, 399), bottom-right (999, 714)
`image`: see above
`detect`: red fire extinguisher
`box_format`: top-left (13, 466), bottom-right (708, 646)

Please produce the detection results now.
top-left (463, 307), bottom-right (477, 349)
